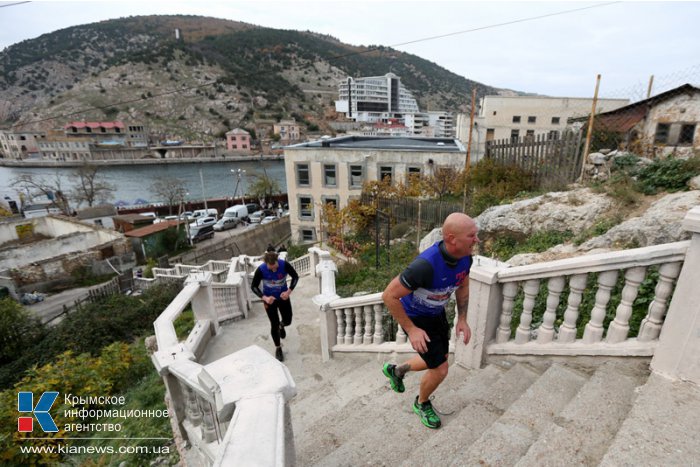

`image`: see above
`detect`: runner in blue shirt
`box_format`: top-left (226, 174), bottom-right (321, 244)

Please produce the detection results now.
top-left (382, 213), bottom-right (479, 429)
top-left (251, 250), bottom-right (299, 362)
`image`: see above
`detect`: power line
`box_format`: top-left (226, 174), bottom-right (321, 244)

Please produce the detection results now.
top-left (0, 1), bottom-right (31, 8)
top-left (328, 2), bottom-right (621, 61)
top-left (7, 2), bottom-right (621, 129)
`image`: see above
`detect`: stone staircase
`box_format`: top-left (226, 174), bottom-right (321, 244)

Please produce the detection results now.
top-left (194, 272), bottom-right (700, 466)
top-left (291, 357), bottom-right (699, 466)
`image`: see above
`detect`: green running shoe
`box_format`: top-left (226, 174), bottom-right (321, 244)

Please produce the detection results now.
top-left (382, 363), bottom-right (405, 393)
top-left (413, 396), bottom-right (441, 429)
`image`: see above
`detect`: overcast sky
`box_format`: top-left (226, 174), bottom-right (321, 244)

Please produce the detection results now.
top-left (1, 1), bottom-right (698, 99)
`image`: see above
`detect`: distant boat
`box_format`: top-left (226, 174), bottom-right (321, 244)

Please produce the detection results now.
top-left (160, 140), bottom-right (184, 146)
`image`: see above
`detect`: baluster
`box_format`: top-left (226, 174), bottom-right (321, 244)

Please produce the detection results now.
top-left (607, 266), bottom-right (647, 343)
top-left (335, 308), bottom-right (344, 344)
top-left (583, 270), bottom-right (619, 343)
top-left (396, 323), bottom-right (407, 344)
top-left (363, 305), bottom-right (373, 344)
top-left (496, 282), bottom-right (519, 343)
top-left (353, 306), bottom-right (364, 345)
top-left (515, 279), bottom-right (540, 344)
top-left (537, 276), bottom-right (566, 343)
top-left (638, 262), bottom-right (683, 341)
top-left (183, 385), bottom-right (202, 426)
top-left (558, 273), bottom-right (588, 342)
top-left (344, 308), bottom-right (354, 344)
top-left (198, 398), bottom-right (217, 443)
top-left (373, 304), bottom-right (384, 344)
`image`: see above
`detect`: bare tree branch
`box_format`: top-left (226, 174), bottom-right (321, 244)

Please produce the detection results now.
top-left (149, 176), bottom-right (188, 215)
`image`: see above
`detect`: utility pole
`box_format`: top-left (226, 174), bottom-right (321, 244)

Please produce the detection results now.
top-left (463, 87), bottom-right (477, 212)
top-left (580, 74), bottom-right (601, 182)
top-left (199, 169), bottom-right (208, 211)
top-left (646, 75), bottom-right (655, 99)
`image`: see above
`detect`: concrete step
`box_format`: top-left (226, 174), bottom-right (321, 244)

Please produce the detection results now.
top-left (517, 360), bottom-right (648, 467)
top-left (456, 363), bottom-right (588, 467)
top-left (311, 363), bottom-right (506, 467)
top-left (600, 373), bottom-right (700, 466)
top-left (291, 357), bottom-right (385, 431)
top-left (401, 363), bottom-right (543, 466)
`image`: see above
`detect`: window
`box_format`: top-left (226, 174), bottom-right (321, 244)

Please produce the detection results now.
top-left (525, 130), bottom-right (535, 141)
top-left (296, 163), bottom-right (310, 186)
top-left (379, 166), bottom-right (393, 183)
top-left (349, 164), bottom-right (364, 188)
top-left (655, 123), bottom-right (670, 144)
top-left (493, 111), bottom-right (497, 116)
top-left (510, 129), bottom-right (520, 141)
top-left (528, 116), bottom-right (536, 124)
top-left (299, 196), bottom-right (313, 220)
top-left (407, 166), bottom-right (422, 176)
top-left (548, 130), bottom-right (559, 140)
top-left (322, 196), bottom-right (338, 210)
top-left (512, 116), bottom-right (521, 123)
top-left (300, 228), bottom-right (315, 242)
top-left (323, 164), bottom-right (337, 186)
top-left (679, 124), bottom-right (696, 145)
top-left (551, 117), bottom-right (561, 125)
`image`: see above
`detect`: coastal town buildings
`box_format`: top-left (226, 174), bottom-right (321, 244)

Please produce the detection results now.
top-left (225, 128), bottom-right (252, 153)
top-left (273, 119), bottom-right (301, 144)
top-left (335, 73), bottom-right (456, 138)
top-left (283, 136), bottom-right (466, 243)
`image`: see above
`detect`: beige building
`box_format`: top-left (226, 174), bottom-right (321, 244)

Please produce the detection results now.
top-left (457, 95), bottom-right (629, 161)
top-left (274, 119), bottom-right (301, 144)
top-left (0, 130), bottom-right (44, 159)
top-left (284, 136), bottom-right (466, 243)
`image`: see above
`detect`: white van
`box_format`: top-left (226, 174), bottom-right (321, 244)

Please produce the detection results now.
top-left (191, 208), bottom-right (218, 220)
top-left (223, 205), bottom-right (248, 223)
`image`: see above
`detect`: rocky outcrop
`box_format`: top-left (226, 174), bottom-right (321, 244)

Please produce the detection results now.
top-left (475, 188), bottom-right (613, 239)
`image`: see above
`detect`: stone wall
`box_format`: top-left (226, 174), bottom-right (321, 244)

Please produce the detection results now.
top-left (174, 218), bottom-right (291, 265)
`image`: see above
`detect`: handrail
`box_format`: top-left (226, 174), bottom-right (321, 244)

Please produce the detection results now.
top-left (498, 241), bottom-right (690, 282)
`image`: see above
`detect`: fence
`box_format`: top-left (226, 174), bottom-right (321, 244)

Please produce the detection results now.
top-left (360, 193), bottom-right (463, 230)
top-left (485, 131), bottom-right (584, 187)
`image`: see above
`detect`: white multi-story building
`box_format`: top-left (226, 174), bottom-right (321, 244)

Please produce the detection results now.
top-left (335, 73), bottom-right (420, 123)
top-left (284, 136), bottom-right (466, 243)
top-left (457, 95), bottom-right (630, 161)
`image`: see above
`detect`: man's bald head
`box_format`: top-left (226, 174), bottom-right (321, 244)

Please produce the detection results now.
top-left (442, 213), bottom-right (479, 258)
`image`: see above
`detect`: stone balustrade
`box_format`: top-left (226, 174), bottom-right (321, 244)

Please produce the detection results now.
top-left (152, 250), bottom-right (319, 466)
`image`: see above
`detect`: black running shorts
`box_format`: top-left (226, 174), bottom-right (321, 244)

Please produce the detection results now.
top-left (407, 311), bottom-right (450, 369)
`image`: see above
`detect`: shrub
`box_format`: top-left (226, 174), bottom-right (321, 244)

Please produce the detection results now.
top-left (636, 156), bottom-right (700, 194)
top-left (0, 298), bottom-right (46, 365)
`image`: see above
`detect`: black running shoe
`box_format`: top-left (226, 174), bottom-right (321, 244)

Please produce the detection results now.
top-left (382, 363), bottom-right (405, 393)
top-left (279, 324), bottom-right (286, 339)
top-left (413, 396), bottom-right (441, 429)
top-left (275, 347), bottom-right (284, 362)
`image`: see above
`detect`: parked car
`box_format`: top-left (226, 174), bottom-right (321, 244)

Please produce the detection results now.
top-left (214, 217), bottom-right (239, 231)
top-left (189, 224), bottom-right (214, 243)
top-left (245, 203), bottom-right (261, 214)
top-left (191, 208), bottom-right (218, 220)
top-left (248, 210), bottom-right (266, 223)
top-left (260, 215), bottom-right (278, 225)
top-left (192, 216), bottom-right (217, 228)
top-left (223, 205), bottom-right (248, 223)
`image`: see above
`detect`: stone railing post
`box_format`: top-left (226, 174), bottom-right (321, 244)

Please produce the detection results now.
top-left (455, 256), bottom-right (510, 369)
top-left (188, 272), bottom-right (219, 335)
top-left (312, 250), bottom-right (339, 362)
top-left (651, 206), bottom-right (700, 384)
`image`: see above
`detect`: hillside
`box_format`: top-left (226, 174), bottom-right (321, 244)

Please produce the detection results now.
top-left (0, 15), bottom-right (504, 140)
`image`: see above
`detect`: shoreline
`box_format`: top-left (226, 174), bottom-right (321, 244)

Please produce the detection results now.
top-left (0, 154), bottom-right (284, 168)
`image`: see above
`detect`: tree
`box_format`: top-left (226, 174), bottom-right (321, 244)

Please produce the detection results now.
top-left (11, 172), bottom-right (72, 215)
top-left (149, 177), bottom-right (188, 215)
top-left (69, 163), bottom-right (115, 207)
top-left (248, 170), bottom-right (280, 201)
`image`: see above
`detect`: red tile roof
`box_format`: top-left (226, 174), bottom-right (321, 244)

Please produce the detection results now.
top-left (64, 121), bottom-right (125, 129)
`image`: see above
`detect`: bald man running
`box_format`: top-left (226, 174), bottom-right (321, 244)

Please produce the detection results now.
top-left (381, 213), bottom-right (479, 429)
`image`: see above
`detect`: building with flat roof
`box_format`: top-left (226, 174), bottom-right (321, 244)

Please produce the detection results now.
top-left (284, 136), bottom-right (466, 243)
top-left (335, 73), bottom-right (420, 124)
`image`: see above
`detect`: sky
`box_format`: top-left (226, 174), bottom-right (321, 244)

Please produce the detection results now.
top-left (1, 1), bottom-right (699, 99)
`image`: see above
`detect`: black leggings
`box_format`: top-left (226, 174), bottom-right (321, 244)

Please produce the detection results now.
top-left (265, 298), bottom-right (293, 347)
